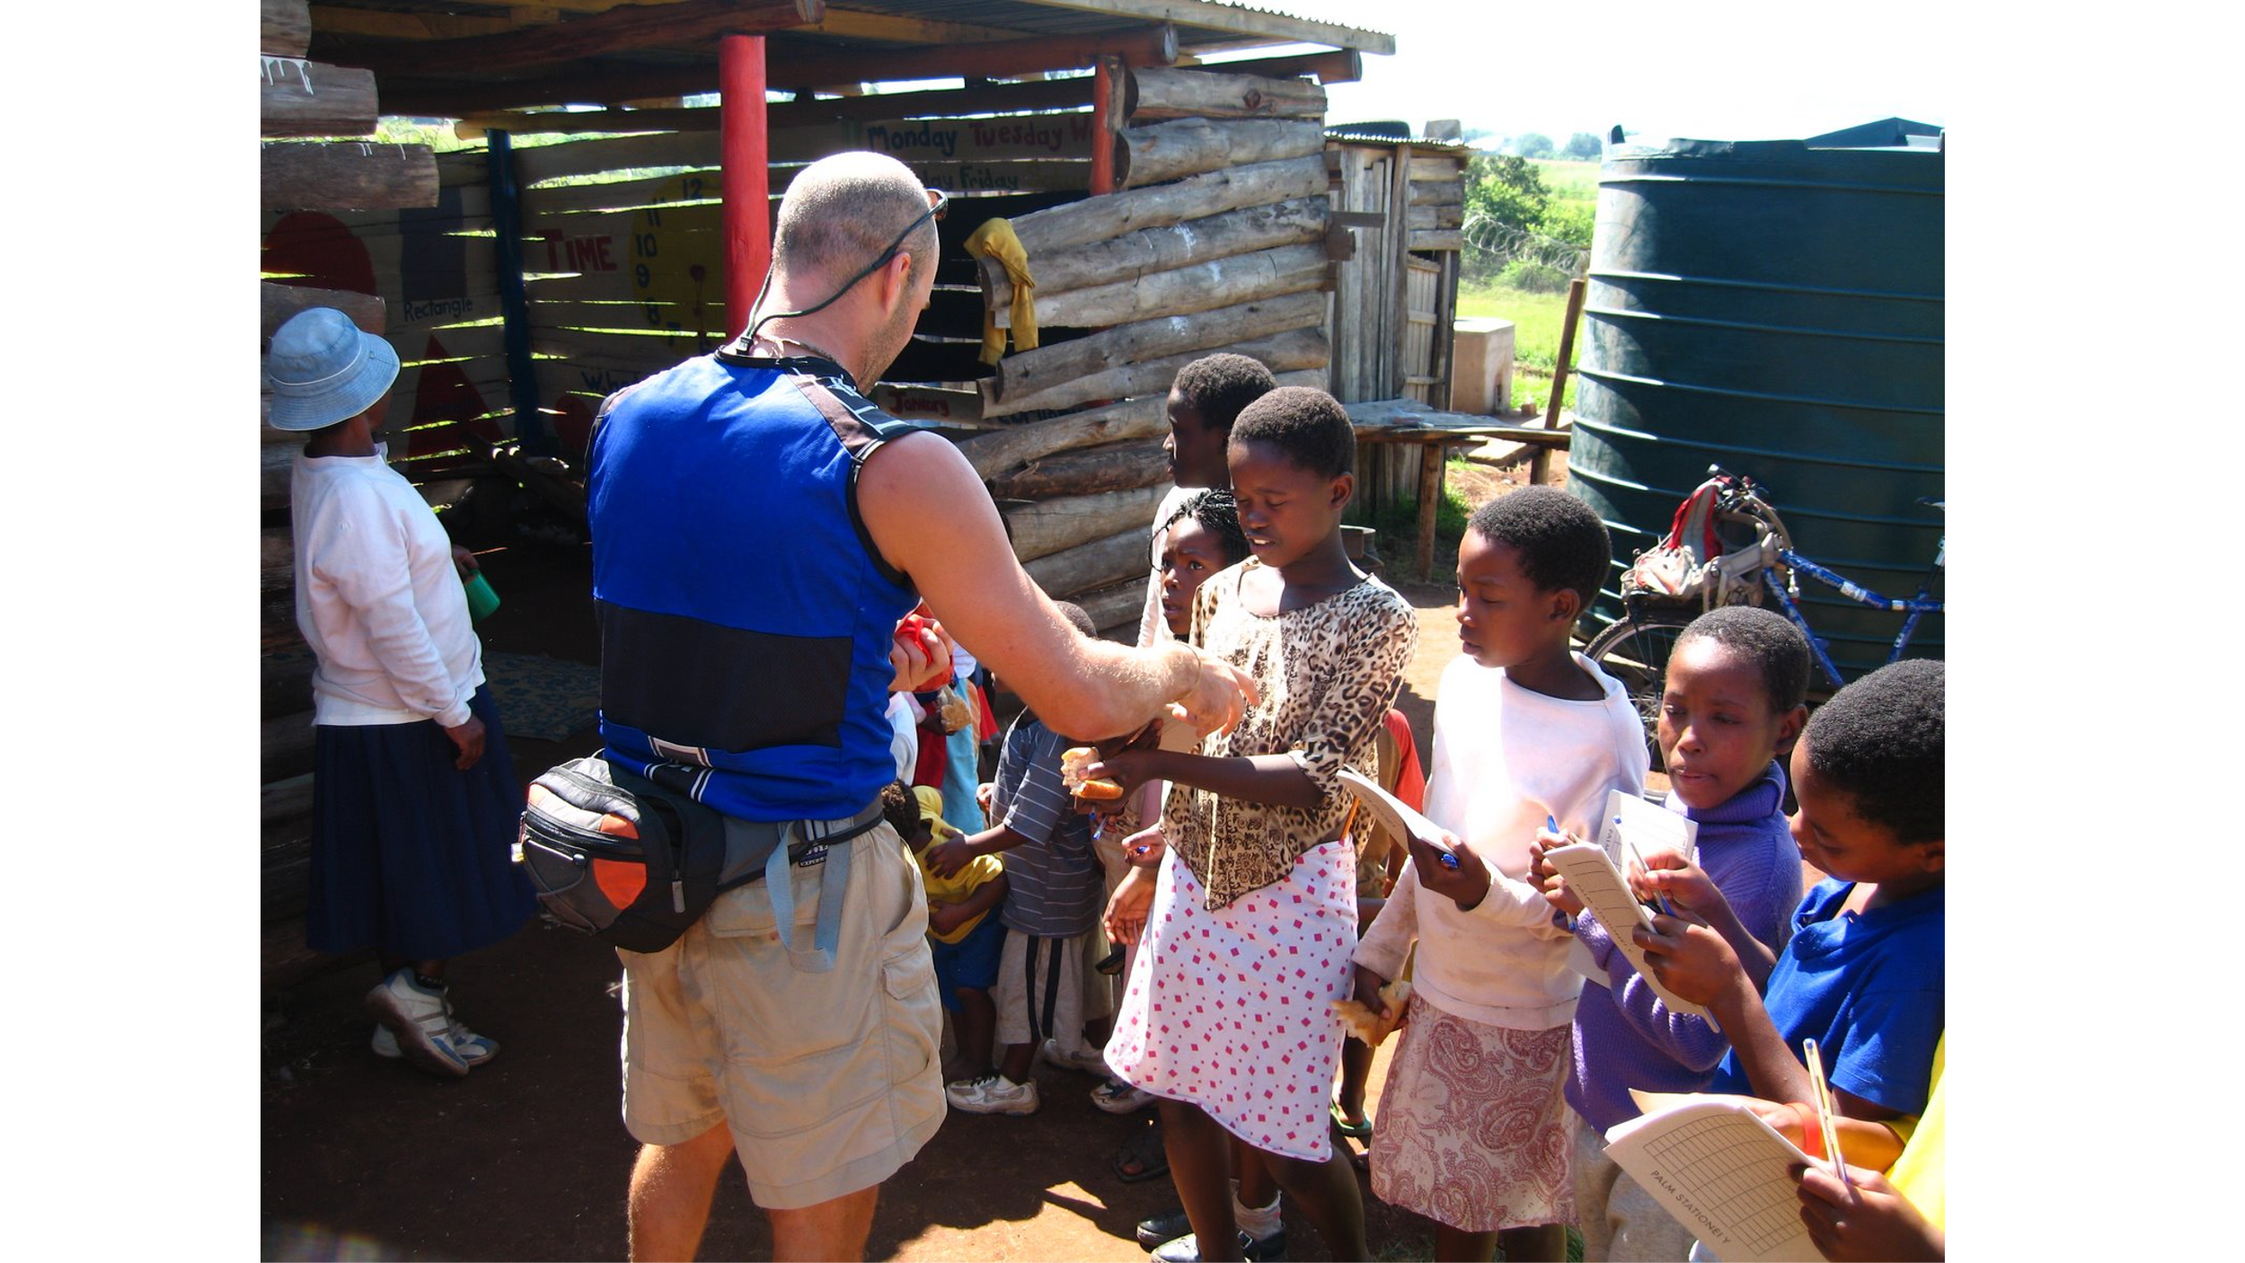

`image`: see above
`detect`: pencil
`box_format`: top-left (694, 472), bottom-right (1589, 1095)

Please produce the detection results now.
top-left (1802, 1038), bottom-right (1854, 1191)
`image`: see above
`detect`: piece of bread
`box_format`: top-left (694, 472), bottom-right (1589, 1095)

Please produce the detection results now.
top-left (1061, 746), bottom-right (1124, 800)
top-left (1329, 979), bottom-right (1414, 1047)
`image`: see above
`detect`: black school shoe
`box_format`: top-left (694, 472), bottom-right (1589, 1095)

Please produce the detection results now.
top-left (1150, 1229), bottom-right (1286, 1262)
top-left (1136, 1210), bottom-right (1191, 1249)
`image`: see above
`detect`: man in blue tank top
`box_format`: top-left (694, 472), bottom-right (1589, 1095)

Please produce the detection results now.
top-left (590, 151), bottom-right (1257, 1262)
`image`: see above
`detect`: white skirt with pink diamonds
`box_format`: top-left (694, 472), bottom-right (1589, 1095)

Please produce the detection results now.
top-left (1104, 838), bottom-right (1356, 1161)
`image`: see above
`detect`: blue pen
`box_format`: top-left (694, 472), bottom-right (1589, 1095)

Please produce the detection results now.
top-left (1621, 822), bottom-right (1675, 917)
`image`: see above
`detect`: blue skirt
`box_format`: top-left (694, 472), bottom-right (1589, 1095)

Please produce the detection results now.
top-left (306, 683), bottom-right (538, 960)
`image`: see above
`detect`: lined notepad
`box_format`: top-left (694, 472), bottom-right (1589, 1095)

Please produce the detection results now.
top-left (1603, 1101), bottom-right (1819, 1263)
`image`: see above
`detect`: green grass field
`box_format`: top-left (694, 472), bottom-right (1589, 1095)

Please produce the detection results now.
top-left (1455, 158), bottom-right (1600, 412)
top-left (1456, 282), bottom-right (1578, 412)
top-left (1530, 156), bottom-right (1602, 203)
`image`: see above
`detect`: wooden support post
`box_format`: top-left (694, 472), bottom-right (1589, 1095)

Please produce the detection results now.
top-left (1091, 56), bottom-right (1119, 195)
top-left (721, 34), bottom-right (771, 341)
top-left (1387, 148), bottom-right (1413, 399)
top-left (1533, 277), bottom-right (1588, 484)
top-left (487, 130), bottom-right (547, 452)
top-left (1415, 438), bottom-right (1446, 579)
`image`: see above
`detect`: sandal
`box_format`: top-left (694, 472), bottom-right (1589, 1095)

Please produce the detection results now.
top-left (1331, 1101), bottom-right (1372, 1141)
top-left (1110, 1119), bottom-right (1171, 1183)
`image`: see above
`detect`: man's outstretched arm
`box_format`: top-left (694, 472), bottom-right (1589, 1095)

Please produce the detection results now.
top-left (856, 431), bottom-right (1254, 741)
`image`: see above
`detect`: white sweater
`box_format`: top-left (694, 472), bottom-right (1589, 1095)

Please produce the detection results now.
top-left (1354, 652), bottom-right (1649, 1029)
top-left (291, 445), bottom-right (483, 728)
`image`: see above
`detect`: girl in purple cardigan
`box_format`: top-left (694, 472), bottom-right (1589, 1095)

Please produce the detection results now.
top-left (1544, 606), bottom-right (1811, 1261)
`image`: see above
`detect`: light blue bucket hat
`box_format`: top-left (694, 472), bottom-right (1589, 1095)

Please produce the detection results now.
top-left (264, 307), bottom-right (400, 431)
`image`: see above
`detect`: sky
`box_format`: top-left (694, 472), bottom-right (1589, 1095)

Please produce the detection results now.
top-left (1217, 0), bottom-right (1949, 144)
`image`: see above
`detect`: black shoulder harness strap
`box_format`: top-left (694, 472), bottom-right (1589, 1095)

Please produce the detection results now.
top-left (714, 348), bottom-right (925, 593)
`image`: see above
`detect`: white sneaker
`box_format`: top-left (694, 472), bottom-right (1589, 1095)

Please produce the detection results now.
top-left (373, 1019), bottom-right (498, 1067)
top-left (945, 1073), bottom-right (1040, 1115)
top-left (1090, 1078), bottom-right (1153, 1115)
top-left (1039, 1037), bottom-right (1109, 1074)
top-left (364, 970), bottom-right (471, 1079)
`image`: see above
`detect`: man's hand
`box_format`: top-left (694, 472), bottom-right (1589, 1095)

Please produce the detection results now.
top-left (450, 544), bottom-right (480, 580)
top-left (924, 835), bottom-right (975, 879)
top-left (1632, 910), bottom-right (1751, 1008)
top-left (888, 613), bottom-right (954, 693)
top-left (443, 714), bottom-right (486, 770)
top-left (926, 900), bottom-right (970, 939)
top-left (1105, 867), bottom-right (1156, 945)
top-left (1793, 1163), bottom-right (1943, 1262)
top-left (1169, 647), bottom-right (1258, 738)
top-left (1407, 831), bottom-right (1491, 912)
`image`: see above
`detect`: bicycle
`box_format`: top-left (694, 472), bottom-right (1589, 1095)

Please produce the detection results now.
top-left (1582, 465), bottom-right (1944, 768)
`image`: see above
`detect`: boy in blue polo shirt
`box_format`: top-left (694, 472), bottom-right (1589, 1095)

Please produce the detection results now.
top-left (1636, 658), bottom-right (1944, 1128)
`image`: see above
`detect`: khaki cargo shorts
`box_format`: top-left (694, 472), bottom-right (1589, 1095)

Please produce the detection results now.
top-left (618, 820), bottom-right (944, 1210)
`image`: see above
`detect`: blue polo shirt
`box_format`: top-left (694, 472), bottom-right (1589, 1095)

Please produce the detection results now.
top-left (1711, 878), bottom-right (1944, 1116)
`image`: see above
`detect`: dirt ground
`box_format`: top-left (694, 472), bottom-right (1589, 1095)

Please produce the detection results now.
top-left (260, 467), bottom-right (1617, 1263)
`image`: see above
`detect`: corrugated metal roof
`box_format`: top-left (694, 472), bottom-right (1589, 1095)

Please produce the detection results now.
top-left (1324, 122), bottom-right (1472, 150)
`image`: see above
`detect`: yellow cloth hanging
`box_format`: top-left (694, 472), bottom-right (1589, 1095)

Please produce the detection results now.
top-left (963, 217), bottom-right (1039, 363)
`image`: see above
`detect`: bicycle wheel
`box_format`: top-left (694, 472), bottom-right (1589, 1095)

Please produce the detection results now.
top-left (1583, 610), bottom-right (1696, 773)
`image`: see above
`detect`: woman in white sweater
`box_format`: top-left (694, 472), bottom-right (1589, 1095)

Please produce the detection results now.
top-left (269, 307), bottom-right (536, 1079)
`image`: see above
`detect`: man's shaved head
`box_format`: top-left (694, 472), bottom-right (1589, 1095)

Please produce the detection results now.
top-left (774, 151), bottom-right (939, 292)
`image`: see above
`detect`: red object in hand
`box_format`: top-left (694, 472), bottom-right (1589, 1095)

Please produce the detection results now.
top-left (896, 614), bottom-right (952, 692)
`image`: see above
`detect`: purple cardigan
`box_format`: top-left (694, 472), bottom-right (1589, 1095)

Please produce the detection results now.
top-left (1564, 761), bottom-right (1803, 1133)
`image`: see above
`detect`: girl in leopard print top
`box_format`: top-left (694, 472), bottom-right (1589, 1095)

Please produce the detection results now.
top-left (1091, 387), bottom-right (1414, 1262)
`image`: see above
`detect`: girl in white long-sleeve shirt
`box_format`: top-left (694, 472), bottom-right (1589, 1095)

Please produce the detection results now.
top-left (271, 307), bottom-right (535, 1081)
top-left (1350, 490), bottom-right (1648, 1263)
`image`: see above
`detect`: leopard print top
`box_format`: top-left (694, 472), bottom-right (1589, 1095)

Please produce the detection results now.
top-left (1164, 559), bottom-right (1418, 910)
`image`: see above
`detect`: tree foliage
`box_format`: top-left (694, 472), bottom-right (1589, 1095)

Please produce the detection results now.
top-left (1564, 131), bottom-right (1604, 161)
top-left (1512, 131), bottom-right (1555, 159)
top-left (1465, 154), bottom-right (1550, 232)
top-left (1540, 202), bottom-right (1595, 248)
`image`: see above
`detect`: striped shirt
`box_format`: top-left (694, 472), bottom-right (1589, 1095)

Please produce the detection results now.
top-left (992, 715), bottom-right (1103, 938)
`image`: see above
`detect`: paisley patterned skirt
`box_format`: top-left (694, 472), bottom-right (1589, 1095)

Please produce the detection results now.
top-left (1370, 993), bottom-right (1576, 1232)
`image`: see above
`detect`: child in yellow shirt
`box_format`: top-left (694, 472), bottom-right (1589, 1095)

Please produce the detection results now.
top-left (882, 782), bottom-right (1009, 1085)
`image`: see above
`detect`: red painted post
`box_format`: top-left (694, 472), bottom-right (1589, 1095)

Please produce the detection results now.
top-left (720, 33), bottom-right (771, 340)
top-left (1090, 56), bottom-right (1117, 195)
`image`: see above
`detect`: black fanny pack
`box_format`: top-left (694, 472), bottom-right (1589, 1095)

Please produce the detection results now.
top-left (514, 755), bottom-right (883, 956)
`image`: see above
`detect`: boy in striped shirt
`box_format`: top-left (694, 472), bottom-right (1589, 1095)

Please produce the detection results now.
top-left (924, 602), bottom-right (1112, 1115)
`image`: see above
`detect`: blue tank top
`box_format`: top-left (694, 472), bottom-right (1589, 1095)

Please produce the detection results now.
top-left (586, 352), bottom-right (919, 822)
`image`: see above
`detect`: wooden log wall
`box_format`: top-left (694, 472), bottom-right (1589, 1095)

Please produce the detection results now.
top-left (261, 0), bottom-right (427, 982)
top-left (487, 93), bottom-right (1114, 455)
top-left (960, 63), bottom-right (1365, 632)
top-left (262, 83), bottom-right (1111, 476)
top-left (261, 145), bottom-right (504, 483)
top-left (1324, 140), bottom-right (1469, 528)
